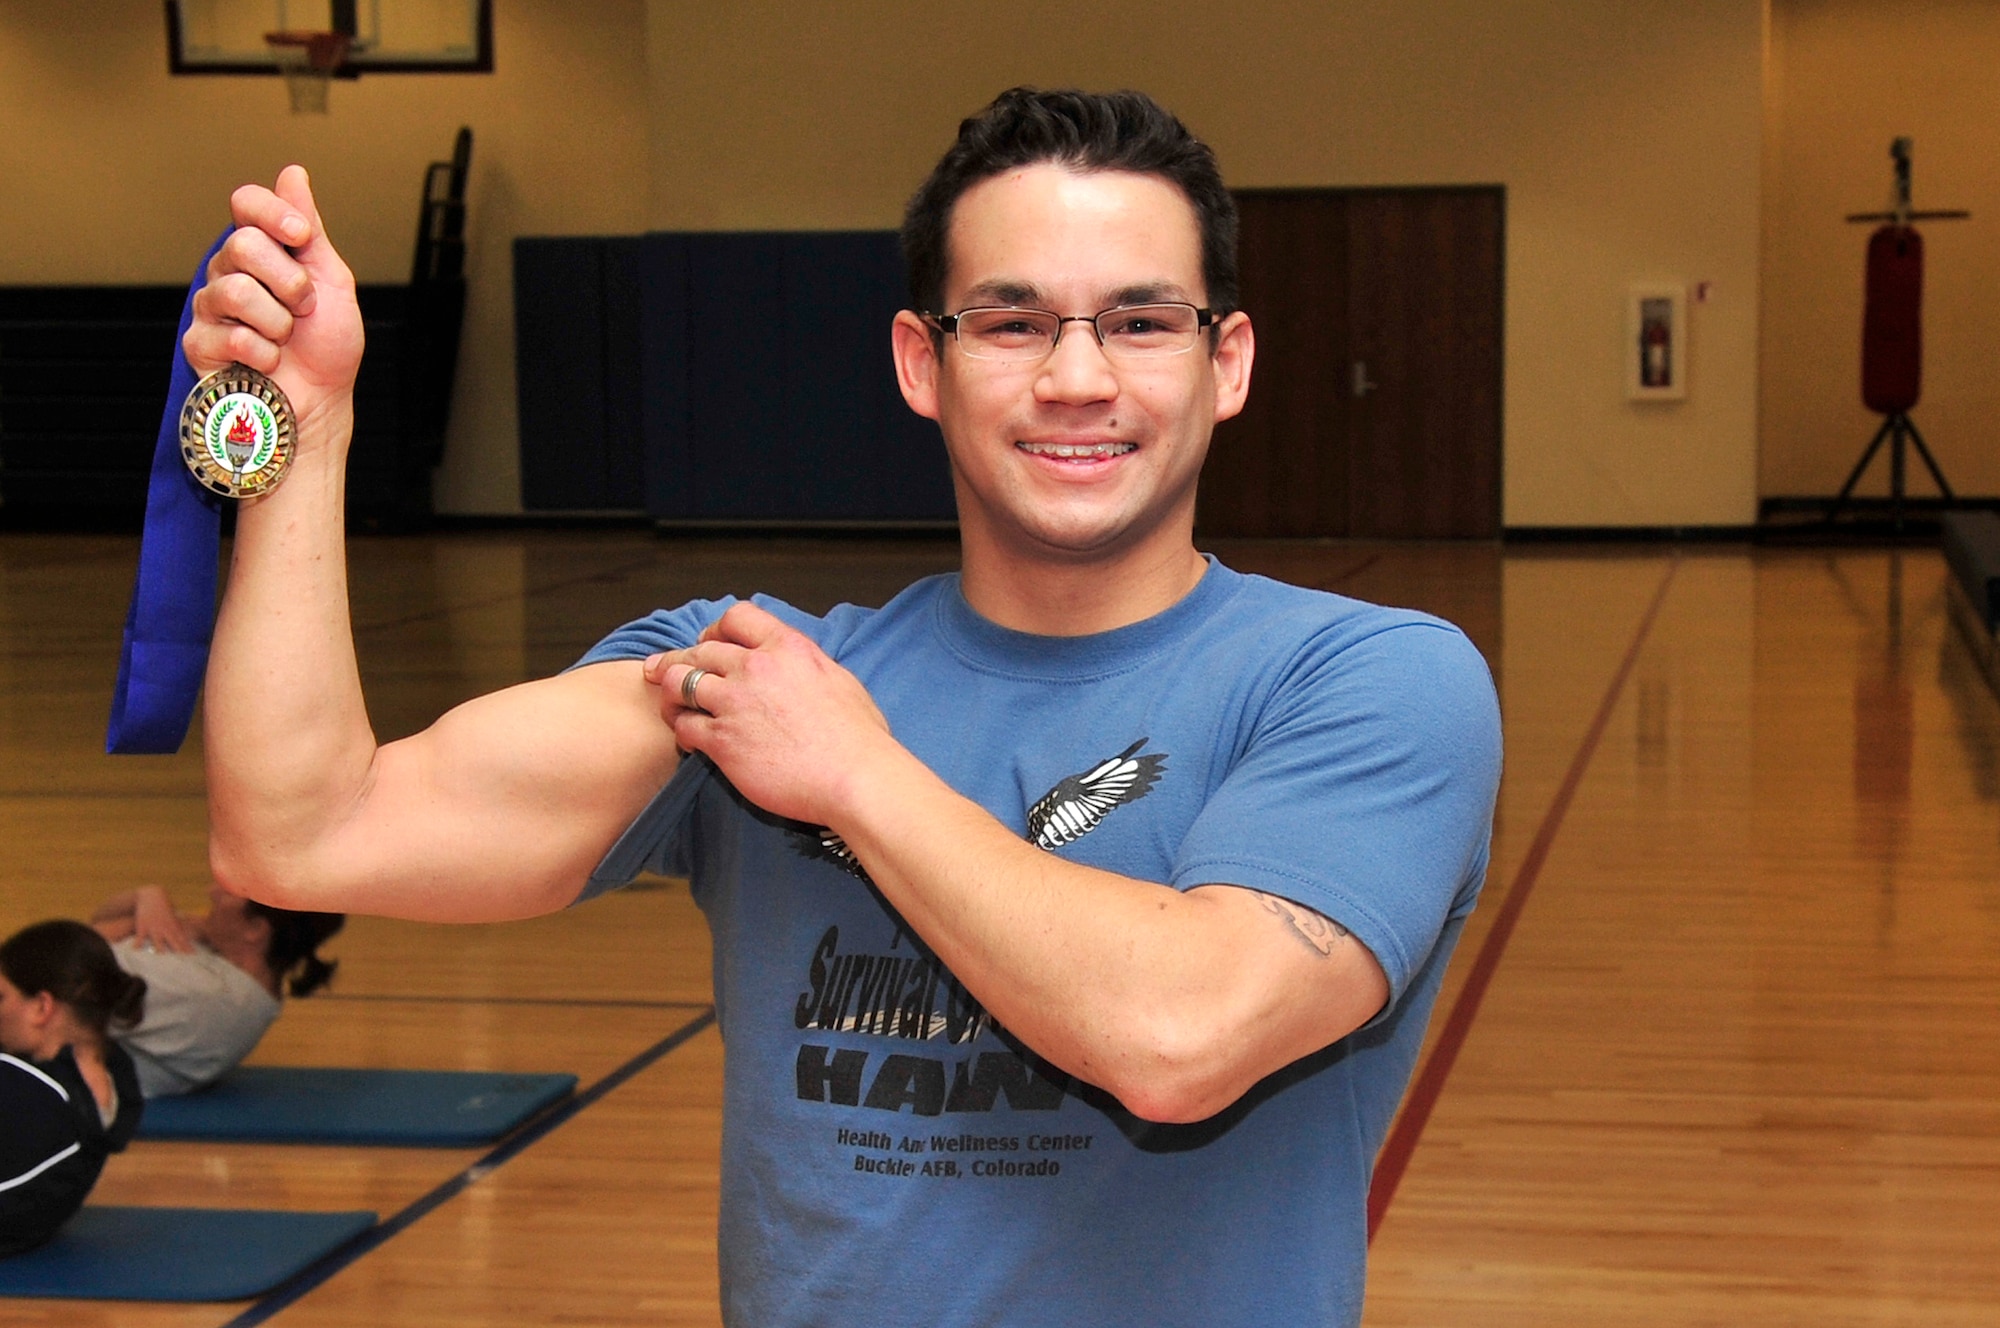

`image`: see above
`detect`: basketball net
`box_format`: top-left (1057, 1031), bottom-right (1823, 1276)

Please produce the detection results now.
top-left (265, 31), bottom-right (350, 114)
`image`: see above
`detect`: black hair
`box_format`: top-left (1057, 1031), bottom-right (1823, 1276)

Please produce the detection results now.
top-left (900, 87), bottom-right (1240, 320)
top-left (1, 919), bottom-right (147, 1037)
top-left (243, 902), bottom-right (344, 999)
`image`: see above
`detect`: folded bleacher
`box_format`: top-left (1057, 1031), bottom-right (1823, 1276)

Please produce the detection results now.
top-left (1942, 510), bottom-right (2000, 701)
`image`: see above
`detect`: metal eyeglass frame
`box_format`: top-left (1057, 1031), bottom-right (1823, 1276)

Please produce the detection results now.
top-left (927, 302), bottom-right (1219, 362)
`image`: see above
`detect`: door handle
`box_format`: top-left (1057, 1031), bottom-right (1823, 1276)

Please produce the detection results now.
top-left (1351, 360), bottom-right (1378, 398)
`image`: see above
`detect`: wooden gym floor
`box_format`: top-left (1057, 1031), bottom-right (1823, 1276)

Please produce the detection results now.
top-left (2, 530), bottom-right (1997, 1326)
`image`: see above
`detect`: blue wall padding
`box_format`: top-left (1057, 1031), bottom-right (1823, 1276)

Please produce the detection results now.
top-left (135, 1066), bottom-right (578, 1146)
top-left (516, 231), bottom-right (954, 521)
top-left (0, 1207), bottom-right (376, 1301)
top-left (643, 231), bottom-right (953, 521)
top-left (514, 236), bottom-right (646, 510)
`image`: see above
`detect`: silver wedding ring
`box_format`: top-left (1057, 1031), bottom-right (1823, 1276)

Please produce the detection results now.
top-left (680, 666), bottom-right (712, 716)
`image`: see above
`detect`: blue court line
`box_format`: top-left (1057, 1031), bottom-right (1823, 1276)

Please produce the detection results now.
top-left (317, 993), bottom-right (710, 1010)
top-left (217, 1006), bottom-right (718, 1328)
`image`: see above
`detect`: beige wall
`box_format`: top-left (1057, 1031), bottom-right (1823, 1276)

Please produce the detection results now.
top-left (3, 1), bottom-right (1764, 524)
top-left (1762, 0), bottom-right (2000, 499)
top-left (0, 0), bottom-right (647, 513)
top-left (648, 0), bottom-right (1766, 528)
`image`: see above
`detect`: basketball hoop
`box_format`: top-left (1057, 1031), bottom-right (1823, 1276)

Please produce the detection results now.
top-left (265, 31), bottom-right (350, 114)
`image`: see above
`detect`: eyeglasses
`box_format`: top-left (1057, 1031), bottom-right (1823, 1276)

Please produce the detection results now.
top-left (928, 302), bottom-right (1217, 364)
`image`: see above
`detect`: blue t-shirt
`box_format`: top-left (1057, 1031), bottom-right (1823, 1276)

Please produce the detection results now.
top-left (576, 557), bottom-right (1500, 1328)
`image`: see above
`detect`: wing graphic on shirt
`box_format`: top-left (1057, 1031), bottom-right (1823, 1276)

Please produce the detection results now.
top-left (1025, 739), bottom-right (1167, 850)
top-left (793, 737), bottom-right (1167, 872)
top-left (804, 826), bottom-right (870, 879)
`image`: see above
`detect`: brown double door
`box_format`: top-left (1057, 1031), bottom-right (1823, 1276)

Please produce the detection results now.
top-left (1199, 187), bottom-right (1504, 539)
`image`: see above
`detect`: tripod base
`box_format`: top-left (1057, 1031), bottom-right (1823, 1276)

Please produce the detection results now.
top-left (1824, 410), bottom-right (1955, 531)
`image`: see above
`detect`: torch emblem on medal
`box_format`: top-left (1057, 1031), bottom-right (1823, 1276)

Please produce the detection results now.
top-left (180, 365), bottom-right (296, 498)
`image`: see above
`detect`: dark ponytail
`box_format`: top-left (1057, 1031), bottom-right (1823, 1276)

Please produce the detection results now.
top-left (0, 919), bottom-right (147, 1036)
top-left (244, 903), bottom-right (344, 998)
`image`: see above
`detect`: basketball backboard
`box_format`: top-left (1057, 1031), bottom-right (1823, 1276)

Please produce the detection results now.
top-left (166, 0), bottom-right (492, 74)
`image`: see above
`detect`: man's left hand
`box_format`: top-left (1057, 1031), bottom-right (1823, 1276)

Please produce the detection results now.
top-left (642, 603), bottom-right (895, 828)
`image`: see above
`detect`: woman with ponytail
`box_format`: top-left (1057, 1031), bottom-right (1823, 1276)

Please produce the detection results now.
top-left (91, 883), bottom-right (344, 1098)
top-left (0, 920), bottom-right (148, 1256)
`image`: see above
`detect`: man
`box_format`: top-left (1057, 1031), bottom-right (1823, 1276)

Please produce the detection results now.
top-left (90, 883), bottom-right (343, 1097)
top-left (190, 88), bottom-right (1500, 1325)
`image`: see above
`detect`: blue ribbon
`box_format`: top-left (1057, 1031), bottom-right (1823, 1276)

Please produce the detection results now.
top-left (106, 231), bottom-right (232, 755)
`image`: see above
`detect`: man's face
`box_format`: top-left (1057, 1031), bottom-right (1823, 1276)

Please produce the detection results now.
top-left (893, 164), bottom-right (1251, 567)
top-left (204, 883), bottom-right (266, 950)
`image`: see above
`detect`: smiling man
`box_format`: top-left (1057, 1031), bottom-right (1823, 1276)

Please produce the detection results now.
top-left (194, 88), bottom-right (1501, 1326)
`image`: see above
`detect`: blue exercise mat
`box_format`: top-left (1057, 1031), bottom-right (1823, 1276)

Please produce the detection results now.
top-left (0, 1206), bottom-right (376, 1301)
top-left (137, 1066), bottom-right (579, 1146)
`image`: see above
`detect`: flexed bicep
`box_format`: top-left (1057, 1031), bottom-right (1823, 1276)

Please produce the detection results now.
top-left (220, 661), bottom-right (682, 924)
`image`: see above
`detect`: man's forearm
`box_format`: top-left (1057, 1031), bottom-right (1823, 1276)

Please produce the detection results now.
top-left (828, 743), bottom-right (1384, 1124)
top-left (204, 404), bottom-right (377, 901)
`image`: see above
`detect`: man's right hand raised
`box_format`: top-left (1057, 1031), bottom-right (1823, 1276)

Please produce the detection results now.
top-left (183, 164), bottom-right (364, 448)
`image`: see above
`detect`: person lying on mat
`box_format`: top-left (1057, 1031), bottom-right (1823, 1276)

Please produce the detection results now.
top-left (0, 921), bottom-right (147, 1258)
top-left (90, 883), bottom-right (343, 1098)
top-left (188, 88), bottom-right (1500, 1326)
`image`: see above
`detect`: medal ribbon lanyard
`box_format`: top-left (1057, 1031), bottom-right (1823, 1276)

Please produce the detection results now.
top-left (106, 231), bottom-right (231, 755)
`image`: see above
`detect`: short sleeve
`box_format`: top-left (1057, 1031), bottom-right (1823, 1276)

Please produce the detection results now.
top-left (1170, 620), bottom-right (1500, 1011)
top-left (569, 594), bottom-right (860, 672)
top-left (569, 597), bottom-right (740, 669)
top-left (568, 593), bottom-right (867, 900)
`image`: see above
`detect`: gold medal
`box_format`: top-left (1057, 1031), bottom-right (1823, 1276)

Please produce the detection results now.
top-left (179, 365), bottom-right (296, 498)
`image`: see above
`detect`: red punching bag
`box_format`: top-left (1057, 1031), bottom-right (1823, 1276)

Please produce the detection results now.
top-left (1861, 224), bottom-right (1923, 414)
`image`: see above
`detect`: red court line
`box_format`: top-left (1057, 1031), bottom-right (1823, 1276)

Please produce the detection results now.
top-left (1367, 555), bottom-right (1681, 1242)
top-left (1332, 552), bottom-right (1384, 586)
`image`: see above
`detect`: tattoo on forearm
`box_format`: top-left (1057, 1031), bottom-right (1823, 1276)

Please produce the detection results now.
top-left (1256, 892), bottom-right (1350, 957)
